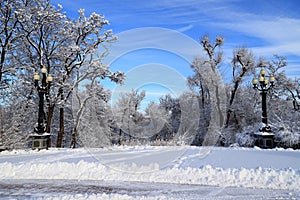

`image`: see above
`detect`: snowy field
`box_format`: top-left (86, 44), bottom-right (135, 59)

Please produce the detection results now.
top-left (0, 146), bottom-right (299, 199)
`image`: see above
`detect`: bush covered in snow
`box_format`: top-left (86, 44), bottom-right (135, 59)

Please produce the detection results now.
top-left (276, 130), bottom-right (300, 149)
top-left (235, 125), bottom-right (258, 147)
top-left (271, 108), bottom-right (300, 149)
top-left (236, 132), bottom-right (255, 147)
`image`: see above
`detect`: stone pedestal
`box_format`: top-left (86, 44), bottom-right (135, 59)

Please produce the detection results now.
top-left (254, 132), bottom-right (275, 149)
top-left (29, 133), bottom-right (50, 150)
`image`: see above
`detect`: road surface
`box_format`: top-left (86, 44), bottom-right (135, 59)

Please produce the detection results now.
top-left (0, 179), bottom-right (298, 200)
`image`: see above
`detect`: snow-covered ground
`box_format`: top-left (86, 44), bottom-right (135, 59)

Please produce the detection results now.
top-left (0, 146), bottom-right (299, 199)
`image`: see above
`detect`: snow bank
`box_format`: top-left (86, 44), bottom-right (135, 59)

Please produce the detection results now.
top-left (0, 146), bottom-right (299, 191)
top-left (43, 193), bottom-right (176, 200)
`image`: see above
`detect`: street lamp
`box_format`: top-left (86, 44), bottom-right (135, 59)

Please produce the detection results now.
top-left (252, 68), bottom-right (275, 148)
top-left (30, 67), bottom-right (53, 150)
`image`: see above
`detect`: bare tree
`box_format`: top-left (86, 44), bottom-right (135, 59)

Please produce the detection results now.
top-left (189, 36), bottom-right (226, 146)
top-left (113, 89), bottom-right (146, 144)
top-left (70, 57), bottom-right (124, 148)
top-left (0, 0), bottom-right (21, 84)
top-left (0, 0), bottom-right (124, 148)
top-left (225, 47), bottom-right (255, 128)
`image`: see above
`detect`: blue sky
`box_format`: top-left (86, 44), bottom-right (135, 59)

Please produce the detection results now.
top-left (52, 0), bottom-right (300, 108)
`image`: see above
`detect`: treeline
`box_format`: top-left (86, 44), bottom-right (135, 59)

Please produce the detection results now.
top-left (0, 0), bottom-right (299, 149)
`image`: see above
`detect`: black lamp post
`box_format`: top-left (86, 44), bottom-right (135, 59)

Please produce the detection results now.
top-left (31, 67), bottom-right (53, 150)
top-left (252, 68), bottom-right (275, 148)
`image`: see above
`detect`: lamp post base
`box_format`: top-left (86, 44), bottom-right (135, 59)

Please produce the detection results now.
top-left (254, 131), bottom-right (275, 149)
top-left (29, 133), bottom-right (50, 150)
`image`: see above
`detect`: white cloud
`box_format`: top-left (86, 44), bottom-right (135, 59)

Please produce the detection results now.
top-left (251, 42), bottom-right (300, 58)
top-left (176, 24), bottom-right (194, 33)
top-left (104, 27), bottom-right (205, 65)
top-left (212, 13), bottom-right (300, 76)
top-left (218, 17), bottom-right (300, 48)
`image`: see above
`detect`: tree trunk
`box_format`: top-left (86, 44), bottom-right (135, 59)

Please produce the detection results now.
top-left (215, 85), bottom-right (224, 127)
top-left (225, 109), bottom-right (232, 128)
top-left (200, 80), bottom-right (205, 108)
top-left (225, 80), bottom-right (240, 128)
top-left (45, 105), bottom-right (55, 133)
top-left (56, 90), bottom-right (64, 148)
top-left (45, 104), bottom-right (55, 148)
top-left (56, 106), bottom-right (64, 147)
top-left (118, 129), bottom-right (122, 145)
top-left (293, 100), bottom-right (299, 111)
top-left (70, 127), bottom-right (77, 148)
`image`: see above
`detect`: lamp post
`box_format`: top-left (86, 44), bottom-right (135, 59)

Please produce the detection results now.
top-left (31, 67), bottom-right (53, 150)
top-left (252, 68), bottom-right (275, 148)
